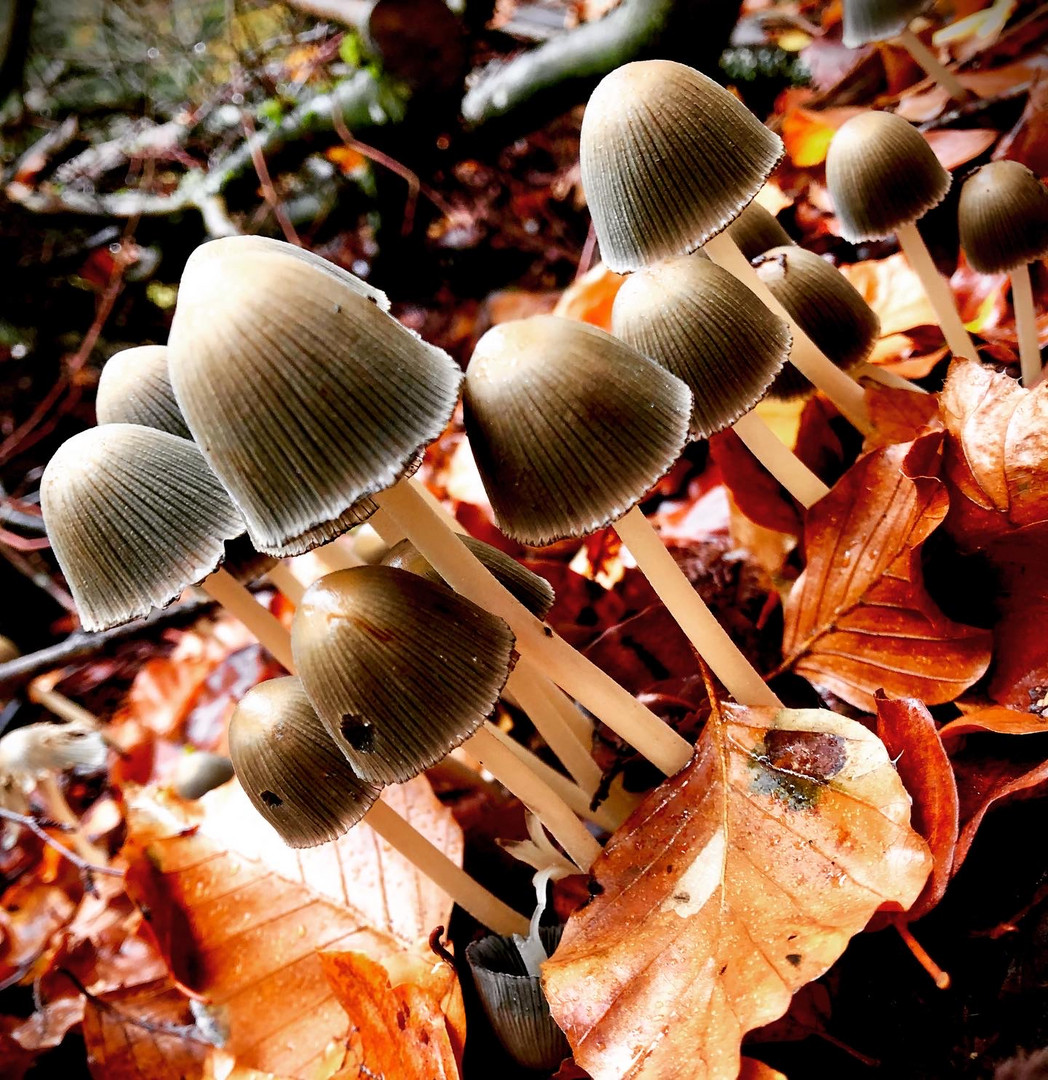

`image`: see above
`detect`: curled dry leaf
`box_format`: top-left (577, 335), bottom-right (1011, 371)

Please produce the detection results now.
top-left (863, 384), bottom-right (943, 451)
top-left (782, 435), bottom-right (992, 711)
top-left (939, 706), bottom-right (1048, 739)
top-left (542, 704), bottom-right (932, 1080)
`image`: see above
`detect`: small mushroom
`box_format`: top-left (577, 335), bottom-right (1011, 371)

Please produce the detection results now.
top-left (959, 160), bottom-right (1048, 386)
top-left (826, 110), bottom-right (975, 362)
top-left (172, 751), bottom-right (236, 800)
top-left (95, 345), bottom-right (191, 438)
top-left (725, 201), bottom-right (793, 262)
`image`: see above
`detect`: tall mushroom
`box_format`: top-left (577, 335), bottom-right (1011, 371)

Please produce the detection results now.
top-left (95, 346), bottom-right (190, 438)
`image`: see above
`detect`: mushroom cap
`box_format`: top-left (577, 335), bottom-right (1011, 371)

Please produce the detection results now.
top-left (382, 535), bottom-right (555, 619)
top-left (580, 60), bottom-right (784, 273)
top-left (41, 424), bottom-right (245, 631)
top-left (755, 246), bottom-right (881, 399)
top-left (96, 346), bottom-right (191, 439)
top-left (611, 254), bottom-right (790, 438)
top-left (173, 751), bottom-right (235, 800)
top-left (463, 315), bottom-right (692, 547)
top-left (724, 202), bottom-right (794, 262)
top-left (228, 676), bottom-right (380, 848)
top-left (826, 111), bottom-right (950, 241)
top-left (959, 159), bottom-right (1048, 274)
top-left (841, 0), bottom-right (929, 48)
top-left (168, 237), bottom-right (461, 556)
top-left (291, 566), bottom-right (515, 785)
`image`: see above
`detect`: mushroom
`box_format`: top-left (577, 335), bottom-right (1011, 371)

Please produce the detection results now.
top-left (291, 566), bottom-right (603, 870)
top-left (95, 346), bottom-right (191, 438)
top-left (959, 160), bottom-right (1048, 386)
top-left (464, 314), bottom-right (782, 711)
top-left (826, 109), bottom-right (976, 363)
top-left (229, 675), bottom-right (528, 935)
top-left (580, 59), bottom-right (871, 433)
top-left (172, 751), bottom-right (236, 800)
top-left (612, 253), bottom-right (829, 508)
top-left (725, 201), bottom-right (793, 262)
top-left (841, 0), bottom-right (967, 103)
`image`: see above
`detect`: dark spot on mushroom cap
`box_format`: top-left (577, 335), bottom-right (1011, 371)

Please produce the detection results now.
top-left (764, 730), bottom-right (846, 781)
top-left (786, 953), bottom-right (802, 966)
top-left (260, 790), bottom-right (282, 807)
top-left (340, 715), bottom-right (375, 752)
top-left (672, 891), bottom-right (691, 903)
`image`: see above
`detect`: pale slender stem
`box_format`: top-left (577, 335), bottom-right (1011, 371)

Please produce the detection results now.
top-left (430, 750), bottom-right (504, 798)
top-left (1011, 263), bottom-right (1042, 387)
top-left (855, 363), bottom-right (928, 394)
top-left (36, 772), bottom-right (108, 865)
top-left (267, 562), bottom-right (305, 606)
top-left (374, 481), bottom-right (693, 776)
top-left (613, 506), bottom-right (782, 707)
top-left (731, 410), bottom-right (829, 508)
top-left (704, 231), bottom-right (872, 433)
top-left (467, 725), bottom-right (602, 870)
top-left (363, 797), bottom-right (529, 936)
top-left (200, 569), bottom-right (296, 672)
top-left (896, 27), bottom-right (967, 103)
top-left (527, 668), bottom-right (592, 745)
top-left (28, 685), bottom-right (99, 727)
top-left (313, 538), bottom-right (362, 573)
top-left (895, 220), bottom-right (977, 361)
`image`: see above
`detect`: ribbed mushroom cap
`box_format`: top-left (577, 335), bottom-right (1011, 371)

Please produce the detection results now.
top-left (841, 0), bottom-right (928, 48)
top-left (755, 246), bottom-right (881, 399)
top-left (826, 111), bottom-right (950, 242)
top-left (228, 676), bottom-right (380, 848)
top-left (580, 60), bottom-right (784, 273)
top-left (168, 236), bottom-right (461, 556)
top-left (96, 346), bottom-right (191, 439)
top-left (463, 316), bottom-right (692, 547)
top-left (959, 160), bottom-right (1048, 274)
top-left (724, 201), bottom-right (794, 262)
top-left (611, 254), bottom-right (790, 438)
top-left (382, 536), bottom-right (555, 619)
top-left (41, 424), bottom-right (245, 631)
top-left (291, 566), bottom-right (515, 785)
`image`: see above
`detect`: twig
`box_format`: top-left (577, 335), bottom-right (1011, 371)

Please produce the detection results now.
top-left (241, 110), bottom-right (302, 245)
top-left (0, 530), bottom-right (50, 552)
top-left (0, 807), bottom-right (122, 879)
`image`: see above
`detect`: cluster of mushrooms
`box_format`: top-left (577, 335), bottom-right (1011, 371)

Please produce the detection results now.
top-left (36, 38), bottom-right (1047, 1072)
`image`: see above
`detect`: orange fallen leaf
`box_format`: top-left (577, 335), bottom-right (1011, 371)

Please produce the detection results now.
top-left (939, 706), bottom-right (1048, 739)
top-left (782, 106), bottom-right (863, 167)
top-left (863, 384), bottom-right (943, 450)
top-left (782, 435), bottom-right (992, 711)
top-left (542, 703), bottom-right (931, 1080)
top-left (838, 255), bottom-right (938, 338)
top-left (553, 262), bottom-right (623, 329)
top-left (923, 129), bottom-right (998, 171)
top-left (738, 1059), bottom-right (788, 1080)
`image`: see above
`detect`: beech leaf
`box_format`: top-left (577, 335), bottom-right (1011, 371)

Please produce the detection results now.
top-left (541, 704), bottom-right (932, 1080)
top-left (782, 436), bottom-right (992, 711)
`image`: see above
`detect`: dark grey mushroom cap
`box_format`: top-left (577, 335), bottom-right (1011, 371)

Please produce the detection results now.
top-left (96, 345), bottom-right (191, 439)
top-left (842, 0), bottom-right (929, 48)
top-left (959, 159), bottom-right (1048, 274)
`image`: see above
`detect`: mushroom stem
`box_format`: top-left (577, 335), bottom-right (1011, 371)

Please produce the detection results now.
top-left (36, 772), bottom-right (108, 866)
top-left (267, 562), bottom-right (306, 606)
top-left (27, 684), bottom-right (99, 728)
top-left (1010, 262), bottom-right (1042, 387)
top-left (703, 231), bottom-right (873, 433)
top-left (466, 725), bottom-right (603, 870)
top-left (362, 796), bottom-right (529, 936)
top-left (373, 479), bottom-right (694, 776)
top-left (198, 568), bottom-right (296, 672)
top-left (895, 28), bottom-right (967, 103)
top-left (895, 220), bottom-right (977, 361)
top-left (731, 411), bottom-right (829, 507)
top-left (612, 506), bottom-right (782, 707)
top-left (855, 363), bottom-right (929, 394)
top-left (312, 538), bottom-right (363, 574)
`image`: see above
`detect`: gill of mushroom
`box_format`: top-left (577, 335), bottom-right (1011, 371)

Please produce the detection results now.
top-left (578, 58), bottom-right (872, 434)
top-left (959, 160), bottom-right (1048, 387)
top-left (826, 109), bottom-right (977, 364)
top-left (167, 236), bottom-right (694, 779)
top-left (229, 675), bottom-right (529, 936)
top-left (464, 314), bottom-right (783, 713)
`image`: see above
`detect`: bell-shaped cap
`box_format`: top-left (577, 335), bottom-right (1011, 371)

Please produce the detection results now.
top-left (611, 255), bottom-right (790, 438)
top-left (755, 246), bottom-right (881, 399)
top-left (96, 346), bottom-right (191, 439)
top-left (842, 0), bottom-right (928, 47)
top-left (291, 566), bottom-right (515, 785)
top-left (168, 237), bottom-right (462, 556)
top-left (41, 424), bottom-right (245, 631)
top-left (173, 751), bottom-right (235, 800)
top-left (580, 60), bottom-right (784, 273)
top-left (228, 676), bottom-right (380, 847)
top-left (463, 316), bottom-right (692, 546)
top-left (724, 201), bottom-right (794, 262)
top-left (382, 536), bottom-right (555, 619)
top-left (827, 111), bottom-right (949, 242)
top-left (959, 160), bottom-right (1048, 274)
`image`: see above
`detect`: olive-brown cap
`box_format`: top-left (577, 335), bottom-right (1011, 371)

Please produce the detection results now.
top-left (291, 566), bottom-right (515, 785)
top-left (755, 246), bottom-right (881, 399)
top-left (96, 346), bottom-right (191, 439)
top-left (826, 111), bottom-right (950, 242)
top-left (580, 60), bottom-right (784, 273)
top-left (167, 237), bottom-right (461, 556)
top-left (724, 202), bottom-right (794, 262)
top-left (611, 254), bottom-right (790, 438)
top-left (463, 316), bottom-right (692, 547)
top-left (382, 536), bottom-right (555, 619)
top-left (228, 676), bottom-right (380, 847)
top-left (41, 424), bottom-right (245, 631)
top-left (842, 0), bottom-right (928, 48)
top-left (959, 160), bottom-right (1048, 274)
